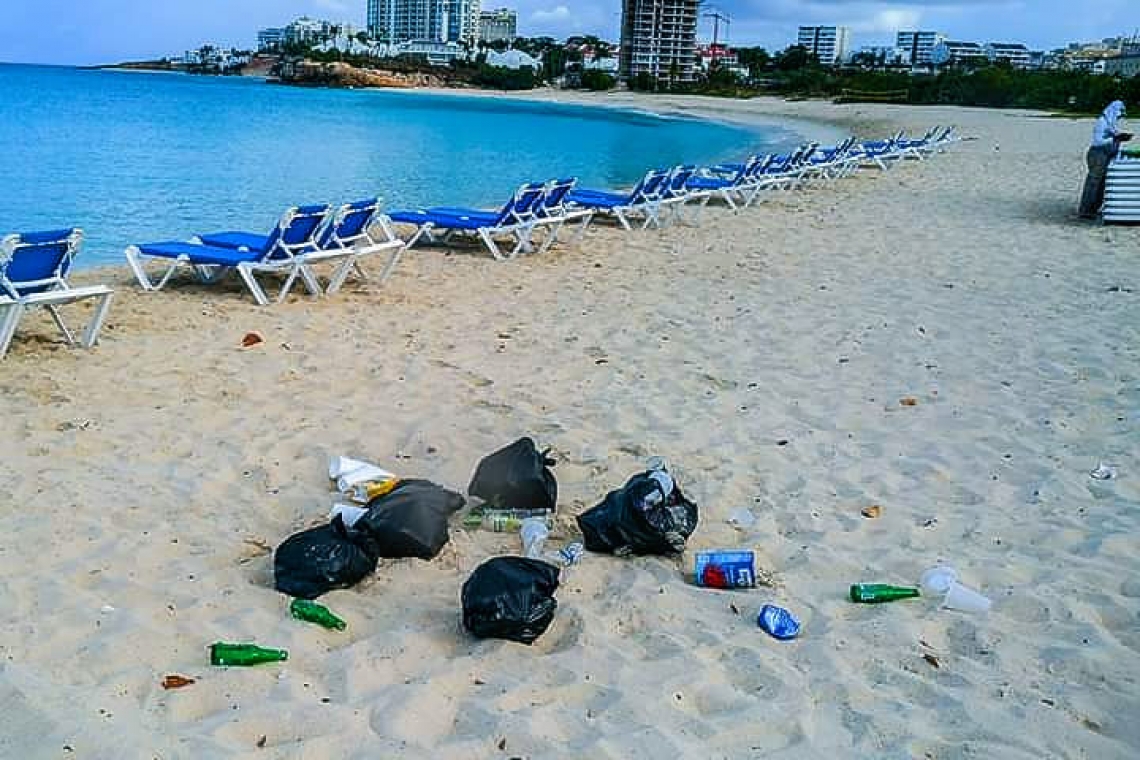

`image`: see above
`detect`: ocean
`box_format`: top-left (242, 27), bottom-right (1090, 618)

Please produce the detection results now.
top-left (0, 64), bottom-right (804, 268)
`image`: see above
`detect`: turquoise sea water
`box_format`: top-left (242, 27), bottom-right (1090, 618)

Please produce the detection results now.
top-left (0, 64), bottom-right (804, 268)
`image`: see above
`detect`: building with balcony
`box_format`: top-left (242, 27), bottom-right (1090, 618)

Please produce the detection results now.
top-left (619, 0), bottom-right (700, 84)
top-left (479, 8), bottom-right (517, 44)
top-left (368, 0), bottom-right (481, 46)
top-left (896, 30), bottom-right (944, 65)
top-left (797, 26), bottom-right (851, 66)
top-left (985, 42), bottom-right (1031, 68)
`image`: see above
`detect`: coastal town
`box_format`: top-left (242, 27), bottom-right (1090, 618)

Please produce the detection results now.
top-left (133, 2), bottom-right (1139, 94)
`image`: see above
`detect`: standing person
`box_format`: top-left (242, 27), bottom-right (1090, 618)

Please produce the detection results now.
top-left (1078, 100), bottom-right (1132, 219)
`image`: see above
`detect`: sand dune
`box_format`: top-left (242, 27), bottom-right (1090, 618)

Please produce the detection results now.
top-left (1, 96), bottom-right (1138, 759)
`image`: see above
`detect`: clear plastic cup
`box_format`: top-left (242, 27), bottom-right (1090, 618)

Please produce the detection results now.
top-left (520, 517), bottom-right (550, 559)
top-left (920, 566), bottom-right (958, 596)
top-left (943, 582), bottom-right (992, 613)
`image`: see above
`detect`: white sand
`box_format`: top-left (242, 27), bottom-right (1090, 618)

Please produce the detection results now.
top-left (1, 96), bottom-right (1138, 759)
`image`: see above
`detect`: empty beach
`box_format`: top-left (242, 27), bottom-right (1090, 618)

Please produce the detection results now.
top-left (1, 96), bottom-right (1138, 759)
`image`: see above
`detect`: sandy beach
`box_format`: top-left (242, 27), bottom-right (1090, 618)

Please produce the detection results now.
top-left (1, 94), bottom-right (1138, 759)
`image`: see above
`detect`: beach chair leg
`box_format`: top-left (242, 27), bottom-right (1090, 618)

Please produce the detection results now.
top-left (0, 302), bottom-right (21, 359)
top-left (297, 265), bottom-right (323, 298)
top-left (537, 220), bottom-right (565, 255)
top-left (45, 305), bottom-right (76, 346)
top-left (378, 243), bottom-right (405, 284)
top-left (326, 254), bottom-right (359, 295)
top-left (405, 224), bottom-right (433, 249)
top-left (570, 213), bottom-right (593, 244)
top-left (613, 210), bottom-right (633, 232)
top-left (81, 291), bottom-right (114, 348)
top-left (478, 229), bottom-right (508, 261)
top-left (236, 264), bottom-right (271, 306)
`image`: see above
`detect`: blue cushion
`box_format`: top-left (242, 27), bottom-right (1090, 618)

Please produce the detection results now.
top-left (135, 241), bottom-right (263, 266)
top-left (198, 231), bottom-right (271, 251)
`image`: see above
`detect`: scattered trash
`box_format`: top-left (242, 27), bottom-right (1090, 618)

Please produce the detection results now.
top-left (923, 653), bottom-right (941, 669)
top-left (241, 332), bottom-right (263, 348)
top-left (757, 604), bottom-right (801, 640)
top-left (849, 583), bottom-right (921, 603)
top-left (353, 479), bottom-right (466, 560)
top-left (468, 437), bottom-right (558, 512)
top-left (274, 515), bottom-right (379, 599)
top-left (328, 502), bottom-right (369, 528)
top-left (210, 642), bottom-right (288, 666)
top-left (1089, 462), bottom-right (1116, 480)
top-left (161, 674), bottom-right (196, 689)
top-left (520, 517), bottom-right (550, 559)
top-left (350, 478), bottom-right (401, 504)
top-left (694, 550), bottom-right (757, 589)
top-left (860, 505), bottom-right (883, 519)
top-left (729, 603), bottom-right (740, 615)
top-left (100, 605), bottom-right (116, 614)
top-left (256, 736), bottom-right (267, 748)
top-left (577, 459), bottom-right (698, 556)
top-left (464, 508), bottom-right (552, 532)
top-left (290, 598), bottom-right (347, 631)
top-left (727, 507), bottom-right (757, 528)
top-left (328, 456), bottom-right (397, 493)
top-left (920, 566), bottom-right (992, 613)
top-left (461, 556), bottom-right (560, 645)
top-left (557, 542), bottom-right (585, 567)
top-left (899, 397), bottom-right (918, 407)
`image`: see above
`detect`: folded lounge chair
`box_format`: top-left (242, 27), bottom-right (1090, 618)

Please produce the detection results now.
top-left (566, 168), bottom-right (670, 230)
top-left (0, 228), bottom-right (114, 359)
top-left (388, 182), bottom-right (547, 261)
top-left (125, 204), bottom-right (331, 305)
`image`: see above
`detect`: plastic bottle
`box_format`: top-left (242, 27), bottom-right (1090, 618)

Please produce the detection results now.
top-left (849, 584), bottom-right (921, 603)
top-left (464, 509), bottom-right (552, 532)
top-left (289, 599), bottom-right (347, 631)
top-left (209, 642), bottom-right (288, 666)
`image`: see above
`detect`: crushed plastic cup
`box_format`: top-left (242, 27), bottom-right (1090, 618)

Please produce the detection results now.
top-left (1089, 462), bottom-right (1116, 480)
top-left (727, 507), bottom-right (757, 528)
top-left (943, 582), bottom-right (992, 613)
top-left (920, 566), bottom-right (958, 596)
top-left (920, 566), bottom-right (991, 613)
top-left (520, 517), bottom-right (550, 560)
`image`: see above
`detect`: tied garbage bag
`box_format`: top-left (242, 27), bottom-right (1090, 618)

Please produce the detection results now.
top-left (577, 470), bottom-right (699, 556)
top-left (468, 437), bottom-right (557, 512)
top-left (354, 479), bottom-right (466, 560)
top-left (274, 515), bottom-right (379, 599)
top-left (461, 556), bottom-right (560, 644)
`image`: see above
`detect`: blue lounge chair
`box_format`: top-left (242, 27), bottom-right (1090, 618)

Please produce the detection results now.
top-left (529, 178), bottom-right (595, 254)
top-left (124, 204), bottom-right (331, 305)
top-left (0, 228), bottom-right (114, 359)
top-left (688, 155), bottom-right (771, 211)
top-left (567, 168), bottom-right (670, 230)
top-left (303, 198), bottom-right (405, 294)
top-left (388, 182), bottom-right (547, 261)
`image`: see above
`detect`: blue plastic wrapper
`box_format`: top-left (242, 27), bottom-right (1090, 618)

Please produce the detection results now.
top-left (757, 604), bottom-right (801, 640)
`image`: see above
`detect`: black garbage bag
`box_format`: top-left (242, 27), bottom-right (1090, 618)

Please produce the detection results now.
top-left (354, 479), bottom-right (466, 560)
top-left (577, 470), bottom-right (699, 556)
top-left (467, 437), bottom-right (557, 512)
top-left (461, 556), bottom-right (561, 645)
top-left (274, 515), bottom-right (379, 599)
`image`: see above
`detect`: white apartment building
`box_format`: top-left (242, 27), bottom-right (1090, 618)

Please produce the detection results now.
top-left (797, 26), bottom-right (851, 66)
top-left (896, 30), bottom-right (944, 65)
top-left (368, 0), bottom-right (481, 46)
top-left (619, 0), bottom-right (701, 84)
top-left (479, 8), bottom-right (517, 44)
top-left (985, 42), bottom-right (1031, 68)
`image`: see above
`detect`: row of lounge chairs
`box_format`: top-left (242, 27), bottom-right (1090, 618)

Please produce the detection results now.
top-left (0, 126), bottom-right (957, 359)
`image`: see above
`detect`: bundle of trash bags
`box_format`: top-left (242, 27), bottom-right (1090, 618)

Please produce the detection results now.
top-left (275, 479), bottom-right (465, 599)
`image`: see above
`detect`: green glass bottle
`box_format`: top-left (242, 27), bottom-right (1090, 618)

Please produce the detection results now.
top-left (290, 598), bottom-right (347, 631)
top-left (209, 642), bottom-right (289, 666)
top-left (849, 584), bottom-right (921, 603)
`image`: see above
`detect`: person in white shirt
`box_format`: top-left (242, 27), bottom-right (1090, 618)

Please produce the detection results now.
top-left (1079, 100), bottom-right (1132, 219)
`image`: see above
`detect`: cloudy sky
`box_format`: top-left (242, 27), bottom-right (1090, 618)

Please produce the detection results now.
top-left (0, 0), bottom-right (1133, 65)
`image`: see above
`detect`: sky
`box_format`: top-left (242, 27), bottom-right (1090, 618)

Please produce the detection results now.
top-left (0, 0), bottom-right (1135, 66)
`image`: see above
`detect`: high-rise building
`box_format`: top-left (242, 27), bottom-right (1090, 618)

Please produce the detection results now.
top-left (368, 0), bottom-right (481, 46)
top-left (896, 30), bottom-right (944, 65)
top-left (619, 0), bottom-right (700, 84)
top-left (479, 8), bottom-right (517, 44)
top-left (796, 26), bottom-right (851, 65)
